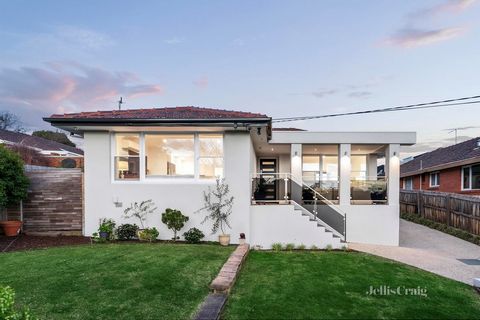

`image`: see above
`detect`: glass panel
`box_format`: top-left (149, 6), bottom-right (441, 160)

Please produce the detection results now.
top-left (351, 179), bottom-right (387, 205)
top-left (115, 134), bottom-right (139, 156)
top-left (200, 158), bottom-right (224, 179)
top-left (199, 134), bottom-right (223, 157)
top-left (145, 134), bottom-right (194, 177)
top-left (463, 167), bottom-right (470, 189)
top-left (472, 165), bottom-right (480, 189)
top-left (322, 155), bottom-right (338, 181)
top-left (303, 156), bottom-right (320, 171)
top-left (351, 155), bottom-right (367, 180)
top-left (115, 156), bottom-right (139, 180)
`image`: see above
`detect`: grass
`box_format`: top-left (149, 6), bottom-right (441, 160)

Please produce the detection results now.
top-left (223, 251), bottom-right (480, 319)
top-left (0, 243), bottom-right (234, 319)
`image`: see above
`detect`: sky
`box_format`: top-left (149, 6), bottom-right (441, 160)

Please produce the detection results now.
top-left (0, 0), bottom-right (479, 156)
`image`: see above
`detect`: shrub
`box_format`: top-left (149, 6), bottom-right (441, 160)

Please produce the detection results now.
top-left (285, 243), bottom-right (295, 251)
top-left (138, 227), bottom-right (159, 242)
top-left (0, 285), bottom-right (35, 319)
top-left (123, 200), bottom-right (157, 229)
top-left (183, 228), bottom-right (205, 244)
top-left (0, 145), bottom-right (29, 210)
top-left (297, 244), bottom-right (306, 250)
top-left (310, 245), bottom-right (318, 250)
top-left (325, 244), bottom-right (333, 251)
top-left (116, 224), bottom-right (139, 240)
top-left (271, 243), bottom-right (283, 252)
top-left (161, 208), bottom-right (189, 242)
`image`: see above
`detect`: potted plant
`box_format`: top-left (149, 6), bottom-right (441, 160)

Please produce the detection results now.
top-left (123, 200), bottom-right (157, 238)
top-left (98, 218), bottom-right (116, 240)
top-left (196, 178), bottom-right (234, 246)
top-left (0, 145), bottom-right (29, 237)
top-left (161, 208), bottom-right (189, 242)
top-left (239, 233), bottom-right (246, 245)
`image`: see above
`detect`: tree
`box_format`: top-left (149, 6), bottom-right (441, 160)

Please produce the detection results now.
top-left (196, 178), bottom-right (234, 235)
top-left (0, 145), bottom-right (29, 209)
top-left (161, 208), bottom-right (189, 241)
top-left (32, 130), bottom-right (76, 147)
top-left (0, 111), bottom-right (24, 132)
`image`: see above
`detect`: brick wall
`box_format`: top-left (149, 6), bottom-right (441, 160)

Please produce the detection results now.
top-left (2, 169), bottom-right (83, 235)
top-left (401, 166), bottom-right (480, 196)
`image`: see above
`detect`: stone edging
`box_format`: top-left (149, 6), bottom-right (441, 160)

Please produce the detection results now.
top-left (193, 244), bottom-right (250, 320)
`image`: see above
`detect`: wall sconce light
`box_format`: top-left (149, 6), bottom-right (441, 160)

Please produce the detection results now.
top-left (344, 151), bottom-right (348, 156)
top-left (393, 151), bottom-right (397, 156)
top-left (233, 122), bottom-right (238, 129)
top-left (294, 151), bottom-right (298, 157)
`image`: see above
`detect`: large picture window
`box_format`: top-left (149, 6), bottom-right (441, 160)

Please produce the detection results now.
top-left (351, 155), bottom-right (367, 180)
top-left (114, 133), bottom-right (223, 181)
top-left (145, 134), bottom-right (194, 177)
top-left (114, 134), bottom-right (140, 180)
top-left (463, 164), bottom-right (480, 190)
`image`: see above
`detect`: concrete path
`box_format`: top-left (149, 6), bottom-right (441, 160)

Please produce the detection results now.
top-left (349, 219), bottom-right (480, 285)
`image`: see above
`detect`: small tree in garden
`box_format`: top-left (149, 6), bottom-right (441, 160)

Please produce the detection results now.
top-left (196, 178), bottom-right (234, 235)
top-left (161, 208), bottom-right (189, 241)
top-left (0, 145), bottom-right (29, 212)
top-left (123, 200), bottom-right (157, 229)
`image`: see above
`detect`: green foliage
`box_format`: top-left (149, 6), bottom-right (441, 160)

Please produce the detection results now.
top-left (98, 218), bottom-right (116, 240)
top-left (285, 243), bottom-right (295, 251)
top-left (271, 243), bottom-right (283, 252)
top-left (0, 286), bottom-right (35, 319)
top-left (0, 145), bottom-right (29, 209)
top-left (32, 130), bottom-right (76, 147)
top-left (310, 245), bottom-right (318, 250)
top-left (138, 228), bottom-right (159, 242)
top-left (116, 224), bottom-right (139, 240)
top-left (91, 232), bottom-right (106, 243)
top-left (183, 228), bottom-right (205, 244)
top-left (325, 244), bottom-right (333, 251)
top-left (196, 178), bottom-right (234, 235)
top-left (161, 208), bottom-right (189, 242)
top-left (297, 244), bottom-right (306, 250)
top-left (123, 200), bottom-right (157, 229)
top-left (401, 212), bottom-right (480, 245)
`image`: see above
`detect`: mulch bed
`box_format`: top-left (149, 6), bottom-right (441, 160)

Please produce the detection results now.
top-left (0, 234), bottom-right (91, 253)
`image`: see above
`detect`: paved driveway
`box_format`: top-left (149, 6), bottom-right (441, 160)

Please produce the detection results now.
top-left (349, 219), bottom-right (480, 285)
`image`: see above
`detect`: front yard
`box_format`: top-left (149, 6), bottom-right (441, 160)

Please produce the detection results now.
top-left (0, 243), bottom-right (234, 319)
top-left (223, 250), bottom-right (480, 319)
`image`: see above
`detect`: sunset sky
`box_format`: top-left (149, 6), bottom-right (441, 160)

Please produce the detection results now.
top-left (1, 0), bottom-right (479, 154)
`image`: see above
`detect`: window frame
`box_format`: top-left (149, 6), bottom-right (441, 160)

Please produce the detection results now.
top-left (111, 132), bottom-right (224, 184)
top-left (462, 164), bottom-right (480, 190)
top-left (429, 172), bottom-right (440, 188)
top-left (404, 177), bottom-right (413, 190)
top-left (301, 154), bottom-right (339, 183)
top-left (113, 133), bottom-right (141, 181)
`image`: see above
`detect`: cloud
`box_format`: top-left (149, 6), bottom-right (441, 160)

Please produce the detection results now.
top-left (193, 76), bottom-right (209, 88)
top-left (311, 89), bottom-right (337, 98)
top-left (164, 37), bottom-right (184, 45)
top-left (400, 135), bottom-right (474, 156)
top-left (385, 27), bottom-right (466, 48)
top-left (0, 62), bottom-right (163, 128)
top-left (232, 38), bottom-right (246, 46)
top-left (411, 0), bottom-right (476, 19)
top-left (348, 91), bottom-right (372, 98)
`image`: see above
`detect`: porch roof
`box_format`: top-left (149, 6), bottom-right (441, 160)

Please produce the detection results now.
top-left (269, 131), bottom-right (416, 145)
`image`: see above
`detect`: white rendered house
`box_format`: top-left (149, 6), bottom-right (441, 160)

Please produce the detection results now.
top-left (45, 107), bottom-right (416, 248)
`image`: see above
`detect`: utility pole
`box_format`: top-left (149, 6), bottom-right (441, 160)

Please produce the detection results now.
top-left (118, 97), bottom-right (123, 110)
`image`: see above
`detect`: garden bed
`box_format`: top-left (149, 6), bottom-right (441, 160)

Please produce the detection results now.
top-left (0, 234), bottom-right (90, 252)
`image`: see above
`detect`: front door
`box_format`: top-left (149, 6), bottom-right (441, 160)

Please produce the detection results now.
top-left (258, 159), bottom-right (278, 201)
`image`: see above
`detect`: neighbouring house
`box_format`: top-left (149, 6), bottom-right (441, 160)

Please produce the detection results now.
top-left (44, 106), bottom-right (415, 247)
top-left (0, 129), bottom-right (84, 168)
top-left (400, 137), bottom-right (480, 196)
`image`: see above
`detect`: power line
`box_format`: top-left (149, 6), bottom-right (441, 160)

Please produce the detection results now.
top-left (272, 95), bottom-right (480, 123)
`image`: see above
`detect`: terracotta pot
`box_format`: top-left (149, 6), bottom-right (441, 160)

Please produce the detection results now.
top-left (219, 234), bottom-right (230, 246)
top-left (0, 220), bottom-right (22, 237)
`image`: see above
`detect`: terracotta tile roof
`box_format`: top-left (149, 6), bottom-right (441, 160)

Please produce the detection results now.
top-left (48, 106), bottom-right (269, 120)
top-left (401, 137), bottom-right (480, 176)
top-left (0, 129), bottom-right (84, 155)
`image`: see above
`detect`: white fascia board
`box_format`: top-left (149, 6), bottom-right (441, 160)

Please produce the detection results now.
top-left (270, 131), bottom-right (416, 145)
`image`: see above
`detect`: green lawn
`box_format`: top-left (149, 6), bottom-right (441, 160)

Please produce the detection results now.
top-left (0, 243), bottom-right (234, 320)
top-left (223, 251), bottom-right (480, 319)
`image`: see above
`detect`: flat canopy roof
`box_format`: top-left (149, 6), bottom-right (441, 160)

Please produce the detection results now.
top-left (270, 131), bottom-right (416, 145)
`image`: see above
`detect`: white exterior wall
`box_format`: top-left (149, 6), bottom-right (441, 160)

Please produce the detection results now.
top-left (83, 131), bottom-right (253, 243)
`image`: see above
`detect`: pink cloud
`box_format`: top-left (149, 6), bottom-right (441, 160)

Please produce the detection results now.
top-left (193, 76), bottom-right (209, 88)
top-left (384, 27), bottom-right (467, 48)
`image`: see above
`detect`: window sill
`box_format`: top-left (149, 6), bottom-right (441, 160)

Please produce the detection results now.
top-left (112, 178), bottom-right (218, 185)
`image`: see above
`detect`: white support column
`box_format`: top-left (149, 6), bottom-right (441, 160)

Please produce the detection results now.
top-left (339, 144), bottom-right (351, 206)
top-left (387, 144), bottom-right (400, 205)
top-left (291, 144), bottom-right (302, 182)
